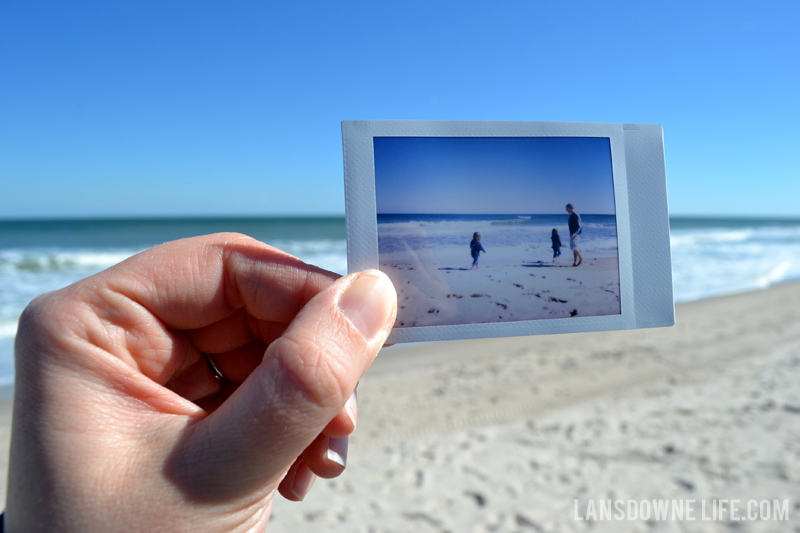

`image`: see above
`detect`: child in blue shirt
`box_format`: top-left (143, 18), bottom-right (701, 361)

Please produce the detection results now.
top-left (470, 232), bottom-right (486, 270)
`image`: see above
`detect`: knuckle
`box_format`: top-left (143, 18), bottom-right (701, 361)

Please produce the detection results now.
top-left (17, 291), bottom-right (62, 340)
top-left (268, 326), bottom-right (355, 411)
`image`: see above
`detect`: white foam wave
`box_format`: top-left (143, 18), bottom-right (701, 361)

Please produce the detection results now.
top-left (0, 248), bottom-right (140, 274)
top-left (0, 321), bottom-right (18, 340)
top-left (271, 239), bottom-right (345, 251)
top-left (755, 261), bottom-right (793, 289)
top-left (670, 230), bottom-right (752, 247)
top-left (670, 224), bottom-right (800, 302)
top-left (579, 222), bottom-right (613, 230)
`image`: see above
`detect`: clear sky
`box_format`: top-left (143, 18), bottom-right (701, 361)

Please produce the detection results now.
top-left (1, 1), bottom-right (798, 218)
top-left (375, 137), bottom-right (615, 214)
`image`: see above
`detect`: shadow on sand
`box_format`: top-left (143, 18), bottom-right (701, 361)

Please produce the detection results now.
top-left (439, 267), bottom-right (471, 271)
top-left (521, 262), bottom-right (566, 268)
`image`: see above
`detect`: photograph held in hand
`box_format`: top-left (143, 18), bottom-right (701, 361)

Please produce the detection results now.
top-left (343, 120), bottom-right (674, 344)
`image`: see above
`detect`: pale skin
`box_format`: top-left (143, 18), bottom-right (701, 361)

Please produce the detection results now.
top-left (5, 233), bottom-right (397, 532)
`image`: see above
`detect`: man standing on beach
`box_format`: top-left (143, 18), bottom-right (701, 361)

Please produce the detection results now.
top-left (566, 203), bottom-right (583, 267)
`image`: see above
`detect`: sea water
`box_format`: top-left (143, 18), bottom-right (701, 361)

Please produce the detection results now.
top-left (0, 217), bottom-right (347, 391)
top-left (377, 213), bottom-right (619, 262)
top-left (1, 216), bottom-right (800, 389)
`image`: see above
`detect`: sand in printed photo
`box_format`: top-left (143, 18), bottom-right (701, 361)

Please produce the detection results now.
top-left (378, 214), bottom-right (621, 327)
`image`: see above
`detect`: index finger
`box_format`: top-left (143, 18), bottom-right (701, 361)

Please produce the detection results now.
top-left (96, 232), bottom-right (340, 330)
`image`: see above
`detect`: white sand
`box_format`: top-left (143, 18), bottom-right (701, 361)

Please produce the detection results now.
top-left (383, 249), bottom-right (620, 328)
top-left (3, 284), bottom-right (800, 531)
top-left (269, 283), bottom-right (800, 532)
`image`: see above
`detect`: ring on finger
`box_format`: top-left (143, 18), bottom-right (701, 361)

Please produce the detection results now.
top-left (202, 352), bottom-right (230, 383)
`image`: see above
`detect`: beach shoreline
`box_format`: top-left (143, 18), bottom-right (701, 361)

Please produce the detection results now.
top-left (2, 283), bottom-right (800, 531)
top-left (378, 214), bottom-right (621, 328)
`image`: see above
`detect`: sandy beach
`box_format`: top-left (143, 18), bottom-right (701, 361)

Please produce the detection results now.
top-left (379, 214), bottom-right (621, 328)
top-left (383, 255), bottom-right (621, 327)
top-left (2, 283), bottom-right (800, 531)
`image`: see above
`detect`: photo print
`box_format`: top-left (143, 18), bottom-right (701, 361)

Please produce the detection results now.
top-left (343, 121), bottom-right (673, 343)
top-left (374, 136), bottom-right (621, 328)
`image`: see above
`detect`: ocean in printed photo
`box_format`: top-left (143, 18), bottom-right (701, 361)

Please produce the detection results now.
top-left (2, 216), bottom-right (800, 391)
top-left (377, 213), bottom-right (619, 259)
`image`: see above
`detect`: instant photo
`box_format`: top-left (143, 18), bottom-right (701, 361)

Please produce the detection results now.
top-left (343, 121), bottom-right (674, 343)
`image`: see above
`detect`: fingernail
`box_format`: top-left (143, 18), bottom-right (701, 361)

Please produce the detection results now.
top-left (289, 461), bottom-right (317, 501)
top-left (326, 437), bottom-right (348, 467)
top-left (344, 389), bottom-right (358, 430)
top-left (339, 271), bottom-right (396, 340)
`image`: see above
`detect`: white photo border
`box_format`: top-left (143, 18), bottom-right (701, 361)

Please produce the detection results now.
top-left (342, 120), bottom-right (674, 343)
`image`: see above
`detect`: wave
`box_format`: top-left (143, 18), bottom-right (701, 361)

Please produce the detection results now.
top-left (670, 225), bottom-right (800, 302)
top-left (670, 230), bottom-right (752, 247)
top-left (2, 218), bottom-right (800, 388)
top-left (0, 321), bottom-right (18, 340)
top-left (670, 225), bottom-right (800, 248)
top-left (0, 248), bottom-right (141, 274)
top-left (0, 238), bottom-right (349, 388)
top-left (755, 261), bottom-right (793, 289)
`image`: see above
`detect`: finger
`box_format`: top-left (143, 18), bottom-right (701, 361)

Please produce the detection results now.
top-left (300, 434), bottom-right (348, 479)
top-left (106, 233), bottom-right (339, 330)
top-left (164, 352), bottom-right (220, 401)
top-left (278, 459), bottom-right (317, 502)
top-left (166, 270), bottom-right (396, 501)
top-left (187, 310), bottom-right (289, 355)
top-left (206, 341), bottom-right (267, 384)
top-left (321, 388), bottom-right (357, 439)
top-left (75, 233), bottom-right (338, 386)
top-left (164, 340), bottom-right (267, 403)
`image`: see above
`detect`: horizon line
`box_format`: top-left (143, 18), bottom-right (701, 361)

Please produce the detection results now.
top-left (2, 213), bottom-right (800, 222)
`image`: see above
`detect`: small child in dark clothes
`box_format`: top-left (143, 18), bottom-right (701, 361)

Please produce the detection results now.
top-left (551, 228), bottom-right (562, 263)
top-left (470, 232), bottom-right (486, 270)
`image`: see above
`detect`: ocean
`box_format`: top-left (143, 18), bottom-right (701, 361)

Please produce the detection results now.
top-left (2, 215), bottom-right (800, 389)
top-left (377, 213), bottom-right (619, 259)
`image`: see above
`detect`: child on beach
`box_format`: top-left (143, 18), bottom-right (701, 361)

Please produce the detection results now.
top-left (551, 228), bottom-right (562, 262)
top-left (470, 232), bottom-right (486, 270)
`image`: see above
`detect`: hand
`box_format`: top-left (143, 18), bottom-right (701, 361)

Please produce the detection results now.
top-left (6, 233), bottom-right (397, 532)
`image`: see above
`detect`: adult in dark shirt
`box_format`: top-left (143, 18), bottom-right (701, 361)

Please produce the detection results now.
top-left (566, 203), bottom-right (583, 267)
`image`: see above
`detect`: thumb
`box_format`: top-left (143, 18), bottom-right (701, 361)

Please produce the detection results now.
top-left (167, 270), bottom-right (396, 501)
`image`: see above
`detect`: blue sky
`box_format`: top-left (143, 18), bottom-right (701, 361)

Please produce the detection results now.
top-left (1, 1), bottom-right (798, 218)
top-left (375, 137), bottom-right (615, 214)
